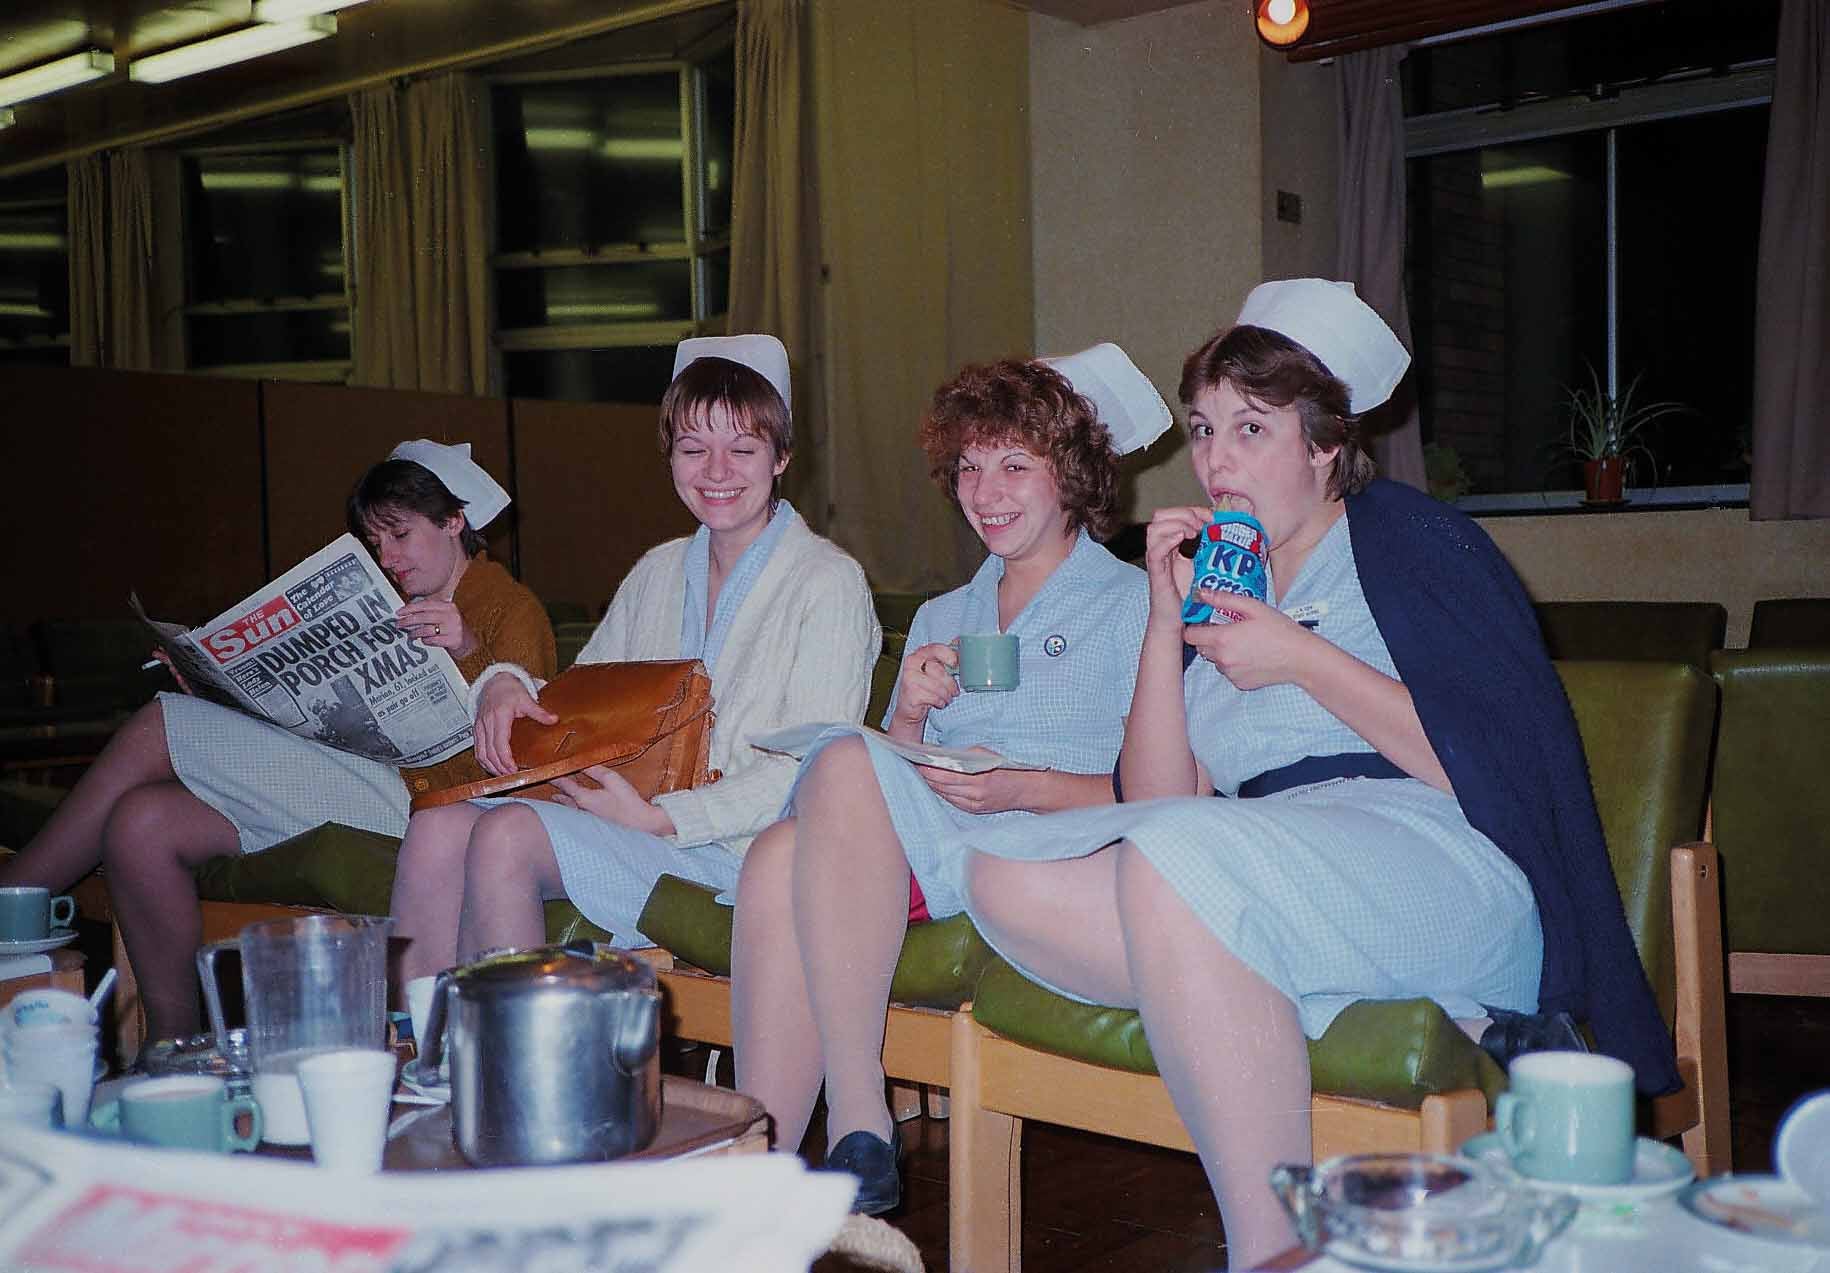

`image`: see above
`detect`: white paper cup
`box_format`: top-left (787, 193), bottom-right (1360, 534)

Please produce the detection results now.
top-left (297, 1048), bottom-right (396, 1173)
top-left (404, 976), bottom-right (438, 1054)
top-left (0, 1080), bottom-right (63, 1128)
top-left (4, 988), bottom-right (95, 1032)
top-left (5, 1025), bottom-right (96, 1126)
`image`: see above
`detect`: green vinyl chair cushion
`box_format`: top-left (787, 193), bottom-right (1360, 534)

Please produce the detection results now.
top-left (970, 958), bottom-right (1505, 1110)
top-left (637, 873), bottom-right (998, 1009)
top-left (1708, 648), bottom-right (1830, 955)
top-left (193, 820), bottom-right (612, 944)
top-left (1748, 598), bottom-right (1830, 649)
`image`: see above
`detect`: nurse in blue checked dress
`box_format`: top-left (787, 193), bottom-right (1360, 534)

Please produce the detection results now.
top-left (730, 346), bottom-right (1169, 1212)
top-left (389, 335), bottom-right (881, 985)
top-left (953, 281), bottom-right (1677, 1266)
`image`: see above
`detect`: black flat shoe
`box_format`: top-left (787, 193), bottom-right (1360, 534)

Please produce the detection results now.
top-left (821, 1128), bottom-right (902, 1215)
top-left (1480, 1006), bottom-right (1588, 1072)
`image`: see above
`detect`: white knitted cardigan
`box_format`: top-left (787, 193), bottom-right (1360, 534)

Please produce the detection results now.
top-left (471, 517), bottom-right (881, 855)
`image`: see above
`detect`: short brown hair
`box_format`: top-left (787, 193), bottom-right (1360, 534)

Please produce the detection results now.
top-left (347, 458), bottom-right (485, 556)
top-left (918, 359), bottom-right (1121, 542)
top-left (658, 356), bottom-right (792, 461)
top-left (1178, 325), bottom-right (1376, 499)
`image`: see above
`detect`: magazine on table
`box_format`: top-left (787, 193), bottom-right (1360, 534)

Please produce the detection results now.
top-left (130, 534), bottom-right (474, 768)
top-left (751, 722), bottom-right (1046, 774)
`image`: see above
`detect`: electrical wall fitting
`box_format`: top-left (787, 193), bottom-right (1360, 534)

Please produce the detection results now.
top-left (0, 50), bottom-right (115, 109)
top-left (129, 16), bottom-right (337, 85)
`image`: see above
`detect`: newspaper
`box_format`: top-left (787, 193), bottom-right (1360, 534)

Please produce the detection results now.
top-left (751, 722), bottom-right (1045, 775)
top-left (131, 534), bottom-right (474, 768)
top-left (0, 1127), bottom-right (855, 1273)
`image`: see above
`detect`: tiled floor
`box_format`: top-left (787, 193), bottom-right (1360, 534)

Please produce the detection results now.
top-left (818, 993), bottom-right (1830, 1272)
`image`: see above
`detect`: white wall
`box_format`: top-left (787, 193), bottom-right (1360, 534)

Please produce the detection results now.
top-left (1028, 1), bottom-right (1263, 518)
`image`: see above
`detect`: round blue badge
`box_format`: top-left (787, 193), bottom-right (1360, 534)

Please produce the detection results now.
top-left (1043, 634), bottom-right (1067, 657)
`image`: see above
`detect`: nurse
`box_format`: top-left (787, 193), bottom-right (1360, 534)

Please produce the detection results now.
top-left (390, 335), bottom-right (882, 982)
top-left (955, 280), bottom-right (1677, 1264)
top-left (731, 344), bottom-right (1168, 1212)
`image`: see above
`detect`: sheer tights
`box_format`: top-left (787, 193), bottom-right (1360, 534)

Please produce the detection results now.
top-left (0, 700), bottom-right (238, 1041)
top-left (732, 737), bottom-right (907, 1156)
top-left (964, 846), bottom-right (1311, 1269)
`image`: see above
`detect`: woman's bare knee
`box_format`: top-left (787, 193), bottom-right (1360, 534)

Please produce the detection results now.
top-left (467, 804), bottom-right (551, 872)
top-left (737, 818), bottom-right (797, 910)
top-left (398, 805), bottom-right (483, 874)
top-left (100, 784), bottom-right (233, 873)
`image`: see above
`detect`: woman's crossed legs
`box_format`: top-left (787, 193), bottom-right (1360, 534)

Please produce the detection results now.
top-left (964, 845), bottom-right (1309, 1270)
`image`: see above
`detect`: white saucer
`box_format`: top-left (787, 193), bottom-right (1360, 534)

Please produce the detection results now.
top-left (0, 931), bottom-right (78, 956)
top-left (399, 1057), bottom-right (450, 1103)
top-left (1460, 1133), bottom-right (1694, 1202)
top-left (1678, 1175), bottom-right (1830, 1250)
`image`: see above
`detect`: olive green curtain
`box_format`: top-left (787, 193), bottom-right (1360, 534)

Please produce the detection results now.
top-left (727, 0), bottom-right (825, 525)
top-left (1336, 46), bottom-right (1428, 492)
top-left (349, 74), bottom-right (495, 396)
top-left (66, 155), bottom-right (105, 367)
top-left (1750, 0), bottom-right (1830, 519)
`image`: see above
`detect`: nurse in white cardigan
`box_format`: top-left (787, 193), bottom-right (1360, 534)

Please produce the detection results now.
top-left (390, 336), bottom-right (881, 983)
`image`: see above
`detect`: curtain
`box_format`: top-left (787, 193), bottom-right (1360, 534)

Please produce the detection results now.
top-left (1336, 46), bottom-right (1428, 492)
top-left (1750, 0), bottom-right (1830, 520)
top-left (66, 156), bottom-right (106, 367)
top-left (728, 0), bottom-right (824, 525)
top-left (92, 149), bottom-right (185, 371)
top-left (350, 74), bottom-right (494, 396)
top-left (809, 0), bottom-right (1031, 592)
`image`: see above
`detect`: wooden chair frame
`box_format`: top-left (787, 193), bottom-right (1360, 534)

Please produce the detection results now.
top-left (947, 842), bottom-right (1730, 1273)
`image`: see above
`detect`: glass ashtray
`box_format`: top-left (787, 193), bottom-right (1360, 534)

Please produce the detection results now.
top-left (1271, 1153), bottom-right (1578, 1272)
top-left (138, 1027), bottom-right (251, 1081)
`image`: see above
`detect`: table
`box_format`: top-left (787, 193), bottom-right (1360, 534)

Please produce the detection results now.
top-left (0, 947), bottom-right (83, 1007)
top-left (368, 1074), bottom-right (767, 1171)
top-left (100, 1071), bottom-right (770, 1170)
top-left (1258, 1188), bottom-right (1830, 1272)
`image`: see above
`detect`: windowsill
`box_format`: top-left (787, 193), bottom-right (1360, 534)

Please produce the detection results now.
top-left (1459, 484), bottom-right (1750, 516)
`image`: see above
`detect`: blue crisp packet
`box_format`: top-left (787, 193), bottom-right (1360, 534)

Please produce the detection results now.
top-left (1182, 511), bottom-right (1271, 624)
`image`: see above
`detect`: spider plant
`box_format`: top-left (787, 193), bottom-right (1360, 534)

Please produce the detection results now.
top-left (1551, 365), bottom-right (1687, 476)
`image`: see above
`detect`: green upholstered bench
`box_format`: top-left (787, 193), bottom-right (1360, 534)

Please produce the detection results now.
top-left (1748, 598), bottom-right (1830, 649)
top-left (948, 661), bottom-right (1729, 1271)
top-left (1708, 647), bottom-right (1830, 995)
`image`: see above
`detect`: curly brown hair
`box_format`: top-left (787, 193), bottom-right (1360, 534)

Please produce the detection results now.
top-left (918, 359), bottom-right (1122, 542)
top-left (1178, 325), bottom-right (1376, 500)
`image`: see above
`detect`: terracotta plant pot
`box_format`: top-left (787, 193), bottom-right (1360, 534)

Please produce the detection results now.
top-left (1583, 456), bottom-right (1626, 504)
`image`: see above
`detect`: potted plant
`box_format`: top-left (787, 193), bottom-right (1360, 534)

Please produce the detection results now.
top-left (1551, 366), bottom-right (1686, 505)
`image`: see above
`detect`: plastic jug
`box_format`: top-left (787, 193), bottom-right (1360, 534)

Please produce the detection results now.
top-left (197, 913), bottom-right (392, 1145)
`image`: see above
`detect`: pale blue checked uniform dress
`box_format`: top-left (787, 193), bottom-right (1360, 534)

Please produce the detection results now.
top-left (953, 511), bottom-right (1544, 1036)
top-left (791, 531), bottom-right (1148, 918)
top-left (484, 507), bottom-right (801, 945)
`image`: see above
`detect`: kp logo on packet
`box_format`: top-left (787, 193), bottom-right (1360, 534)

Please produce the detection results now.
top-left (1182, 509), bottom-right (1271, 625)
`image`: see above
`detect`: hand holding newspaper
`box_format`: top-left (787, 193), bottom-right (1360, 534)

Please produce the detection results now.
top-left (752, 722), bottom-right (1046, 775)
top-left (131, 534), bottom-right (475, 768)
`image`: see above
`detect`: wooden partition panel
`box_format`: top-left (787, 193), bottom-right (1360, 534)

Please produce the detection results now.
top-left (1, 365), bottom-right (263, 623)
top-left (511, 398), bottom-right (696, 611)
top-left (261, 382), bottom-right (515, 579)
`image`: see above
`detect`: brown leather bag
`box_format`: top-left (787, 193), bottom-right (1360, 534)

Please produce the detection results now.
top-left (411, 660), bottom-right (718, 811)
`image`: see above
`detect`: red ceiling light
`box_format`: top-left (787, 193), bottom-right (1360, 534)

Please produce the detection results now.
top-left (1255, 0), bottom-right (1311, 47)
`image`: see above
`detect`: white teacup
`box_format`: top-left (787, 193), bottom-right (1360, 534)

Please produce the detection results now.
top-left (1776, 1091), bottom-right (1830, 1211)
top-left (0, 1080), bottom-right (63, 1128)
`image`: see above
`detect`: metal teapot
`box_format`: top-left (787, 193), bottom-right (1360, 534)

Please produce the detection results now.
top-left (418, 942), bottom-right (661, 1167)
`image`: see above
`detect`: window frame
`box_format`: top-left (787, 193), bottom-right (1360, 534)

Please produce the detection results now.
top-left (178, 135), bottom-right (355, 382)
top-left (486, 50), bottom-right (733, 371)
top-left (1404, 61), bottom-right (1772, 513)
top-left (0, 183), bottom-right (71, 363)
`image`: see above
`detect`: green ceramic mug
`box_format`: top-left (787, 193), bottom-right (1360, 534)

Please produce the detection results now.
top-left (1493, 1051), bottom-right (1635, 1185)
top-left (954, 633), bottom-right (1020, 693)
top-left (0, 887), bottom-right (75, 941)
top-left (103, 1075), bottom-right (263, 1153)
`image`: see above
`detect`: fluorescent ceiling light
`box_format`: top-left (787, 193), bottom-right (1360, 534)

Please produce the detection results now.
top-left (600, 138), bottom-right (683, 161)
top-left (0, 50), bottom-right (115, 109)
top-left (253, 0), bottom-right (371, 19)
top-left (1482, 165), bottom-right (1571, 190)
top-left (0, 232), bottom-right (67, 250)
top-left (129, 16), bottom-right (335, 85)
